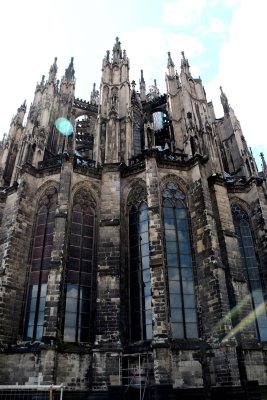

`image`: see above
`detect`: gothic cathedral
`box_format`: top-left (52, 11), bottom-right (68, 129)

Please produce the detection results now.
top-left (0, 38), bottom-right (267, 399)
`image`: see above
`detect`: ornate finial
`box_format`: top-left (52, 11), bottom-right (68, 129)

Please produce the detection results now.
top-left (220, 86), bottom-right (230, 115)
top-left (167, 51), bottom-right (174, 67)
top-left (139, 70), bottom-right (146, 101)
top-left (131, 80), bottom-right (136, 90)
top-left (260, 152), bottom-right (267, 174)
top-left (106, 50), bottom-right (110, 61)
top-left (90, 82), bottom-right (99, 105)
top-left (147, 79), bottom-right (160, 101)
top-left (181, 51), bottom-right (191, 72)
top-left (64, 57), bottom-right (75, 81)
top-left (140, 69), bottom-right (145, 83)
top-left (167, 51), bottom-right (175, 76)
top-left (48, 57), bottom-right (58, 82)
top-left (113, 37), bottom-right (122, 61)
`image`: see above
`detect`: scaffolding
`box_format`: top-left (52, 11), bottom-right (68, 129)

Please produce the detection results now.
top-left (120, 353), bottom-right (153, 400)
top-left (0, 384), bottom-right (64, 399)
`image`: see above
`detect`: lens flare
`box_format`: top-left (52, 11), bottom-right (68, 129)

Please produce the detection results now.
top-left (55, 118), bottom-right (73, 136)
top-left (210, 292), bottom-right (267, 345)
top-left (212, 293), bottom-right (251, 336)
top-left (221, 302), bottom-right (266, 343)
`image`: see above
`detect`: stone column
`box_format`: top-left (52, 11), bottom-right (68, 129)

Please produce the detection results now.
top-left (0, 181), bottom-right (33, 344)
top-left (209, 177), bottom-right (257, 344)
top-left (92, 164), bottom-right (122, 391)
top-left (145, 155), bottom-right (170, 385)
top-left (190, 177), bottom-right (241, 386)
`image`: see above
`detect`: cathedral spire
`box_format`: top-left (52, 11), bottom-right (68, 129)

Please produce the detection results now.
top-left (35, 75), bottom-right (45, 92)
top-left (48, 57), bottom-right (58, 83)
top-left (139, 69), bottom-right (146, 102)
top-left (181, 51), bottom-right (192, 77)
top-left (167, 51), bottom-right (175, 76)
top-left (147, 79), bottom-right (160, 101)
top-left (64, 57), bottom-right (75, 82)
top-left (113, 37), bottom-right (122, 62)
top-left (13, 100), bottom-right (27, 126)
top-left (20, 100), bottom-right (27, 113)
top-left (90, 82), bottom-right (99, 105)
top-left (220, 86), bottom-right (230, 115)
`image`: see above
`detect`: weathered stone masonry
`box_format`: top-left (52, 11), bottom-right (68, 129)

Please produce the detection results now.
top-left (0, 38), bottom-right (267, 399)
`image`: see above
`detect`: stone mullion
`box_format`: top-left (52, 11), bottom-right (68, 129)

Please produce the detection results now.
top-left (145, 157), bottom-right (170, 385)
top-left (190, 178), bottom-right (240, 386)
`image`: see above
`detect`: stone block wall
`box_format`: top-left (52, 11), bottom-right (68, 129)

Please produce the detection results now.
top-left (57, 352), bottom-right (91, 390)
top-left (171, 350), bottom-right (203, 388)
top-left (0, 181), bottom-right (35, 343)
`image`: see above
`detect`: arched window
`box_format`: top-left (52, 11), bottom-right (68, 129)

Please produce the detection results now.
top-left (24, 187), bottom-right (58, 340)
top-left (132, 112), bottom-right (144, 156)
top-left (129, 202), bottom-right (152, 341)
top-left (64, 189), bottom-right (96, 343)
top-left (231, 204), bottom-right (267, 340)
top-left (163, 182), bottom-right (198, 339)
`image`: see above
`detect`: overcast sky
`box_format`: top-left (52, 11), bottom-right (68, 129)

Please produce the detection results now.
top-left (0, 0), bottom-right (266, 169)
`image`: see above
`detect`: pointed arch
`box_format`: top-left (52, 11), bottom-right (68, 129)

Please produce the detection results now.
top-left (24, 186), bottom-right (58, 340)
top-left (160, 174), bottom-right (189, 198)
top-left (64, 187), bottom-right (97, 343)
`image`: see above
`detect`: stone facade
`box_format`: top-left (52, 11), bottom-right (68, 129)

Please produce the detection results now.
top-left (0, 38), bottom-right (267, 399)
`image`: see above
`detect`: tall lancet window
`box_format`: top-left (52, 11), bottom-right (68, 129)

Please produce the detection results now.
top-left (64, 189), bottom-right (95, 343)
top-left (133, 114), bottom-right (142, 156)
top-left (24, 187), bottom-right (58, 341)
top-left (231, 204), bottom-right (267, 340)
top-left (163, 183), bottom-right (198, 339)
top-left (129, 200), bottom-right (152, 341)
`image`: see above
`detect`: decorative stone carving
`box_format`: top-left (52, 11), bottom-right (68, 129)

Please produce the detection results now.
top-left (127, 184), bottom-right (147, 208)
top-left (73, 188), bottom-right (96, 210)
top-left (39, 186), bottom-right (58, 207)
